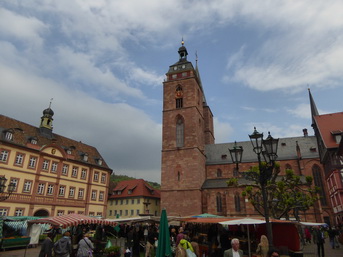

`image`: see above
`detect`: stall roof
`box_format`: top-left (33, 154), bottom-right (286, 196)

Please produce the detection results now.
top-left (181, 216), bottom-right (297, 224)
top-left (28, 214), bottom-right (116, 228)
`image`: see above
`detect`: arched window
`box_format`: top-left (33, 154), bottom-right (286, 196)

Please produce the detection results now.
top-left (176, 117), bottom-right (184, 147)
top-left (216, 193), bottom-right (222, 212)
top-left (217, 169), bottom-right (222, 177)
top-left (177, 171), bottom-right (180, 182)
top-left (312, 164), bottom-right (327, 206)
top-left (285, 164), bottom-right (292, 171)
top-left (235, 193), bottom-right (241, 212)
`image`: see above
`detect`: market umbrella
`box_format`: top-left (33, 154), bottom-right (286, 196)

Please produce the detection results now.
top-left (156, 209), bottom-right (172, 257)
top-left (219, 218), bottom-right (266, 257)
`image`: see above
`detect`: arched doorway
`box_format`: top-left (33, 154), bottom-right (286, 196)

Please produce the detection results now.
top-left (33, 209), bottom-right (49, 217)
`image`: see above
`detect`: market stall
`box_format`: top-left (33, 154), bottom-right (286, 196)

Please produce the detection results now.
top-left (181, 216), bottom-right (302, 257)
top-left (28, 213), bottom-right (118, 256)
top-left (0, 216), bottom-right (47, 250)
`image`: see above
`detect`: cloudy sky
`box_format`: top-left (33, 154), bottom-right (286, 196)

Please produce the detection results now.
top-left (1, 1), bottom-right (342, 183)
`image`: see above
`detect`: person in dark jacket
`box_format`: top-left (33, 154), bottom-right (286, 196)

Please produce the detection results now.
top-left (39, 233), bottom-right (54, 257)
top-left (315, 227), bottom-right (325, 257)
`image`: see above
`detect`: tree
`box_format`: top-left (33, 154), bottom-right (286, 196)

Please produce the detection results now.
top-left (227, 162), bottom-right (320, 221)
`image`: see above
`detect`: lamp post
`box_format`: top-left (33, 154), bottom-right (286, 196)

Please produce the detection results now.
top-left (0, 176), bottom-right (15, 201)
top-left (229, 141), bottom-right (243, 173)
top-left (249, 127), bottom-right (278, 247)
top-left (229, 128), bottom-right (278, 247)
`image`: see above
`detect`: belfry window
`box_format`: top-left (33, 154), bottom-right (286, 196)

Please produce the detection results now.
top-left (176, 98), bottom-right (183, 109)
top-left (176, 118), bottom-right (184, 147)
top-left (175, 85), bottom-right (183, 109)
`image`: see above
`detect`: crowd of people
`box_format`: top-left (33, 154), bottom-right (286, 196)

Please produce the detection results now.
top-left (301, 225), bottom-right (342, 257)
top-left (37, 222), bottom-right (343, 257)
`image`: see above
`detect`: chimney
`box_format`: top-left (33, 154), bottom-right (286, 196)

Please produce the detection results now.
top-left (303, 128), bottom-right (308, 137)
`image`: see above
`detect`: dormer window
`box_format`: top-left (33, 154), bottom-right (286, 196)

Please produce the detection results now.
top-left (97, 158), bottom-right (103, 166)
top-left (82, 153), bottom-right (88, 162)
top-left (331, 130), bottom-right (342, 144)
top-left (31, 139), bottom-right (37, 144)
top-left (128, 189), bottom-right (132, 195)
top-left (66, 149), bottom-right (72, 154)
top-left (5, 131), bottom-right (13, 141)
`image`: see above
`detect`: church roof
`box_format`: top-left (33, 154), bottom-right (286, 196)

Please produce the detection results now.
top-left (314, 112), bottom-right (343, 149)
top-left (110, 179), bottom-right (160, 199)
top-left (0, 114), bottom-right (111, 170)
top-left (205, 135), bottom-right (319, 165)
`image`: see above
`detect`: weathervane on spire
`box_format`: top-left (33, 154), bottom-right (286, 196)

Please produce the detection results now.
top-left (181, 37), bottom-right (184, 46)
top-left (49, 98), bottom-right (53, 108)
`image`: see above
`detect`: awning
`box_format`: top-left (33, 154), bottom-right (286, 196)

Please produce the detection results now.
top-left (299, 221), bottom-right (327, 226)
top-left (28, 213), bottom-right (117, 228)
top-left (219, 218), bottom-right (266, 225)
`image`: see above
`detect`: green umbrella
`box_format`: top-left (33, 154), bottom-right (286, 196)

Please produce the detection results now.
top-left (156, 209), bottom-right (172, 257)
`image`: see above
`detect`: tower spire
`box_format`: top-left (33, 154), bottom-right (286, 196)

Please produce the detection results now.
top-left (308, 88), bottom-right (319, 127)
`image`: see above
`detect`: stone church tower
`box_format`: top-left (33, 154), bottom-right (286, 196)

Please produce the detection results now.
top-left (161, 41), bottom-right (214, 216)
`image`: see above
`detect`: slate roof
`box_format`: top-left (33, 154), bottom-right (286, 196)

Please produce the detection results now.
top-left (110, 179), bottom-right (160, 199)
top-left (202, 174), bottom-right (309, 189)
top-left (0, 114), bottom-right (111, 170)
top-left (205, 135), bottom-right (319, 165)
top-left (314, 112), bottom-right (343, 149)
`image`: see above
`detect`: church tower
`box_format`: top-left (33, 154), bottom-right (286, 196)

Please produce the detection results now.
top-left (161, 41), bottom-right (214, 216)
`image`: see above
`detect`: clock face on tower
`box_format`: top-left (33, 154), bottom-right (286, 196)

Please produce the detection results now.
top-left (173, 66), bottom-right (177, 70)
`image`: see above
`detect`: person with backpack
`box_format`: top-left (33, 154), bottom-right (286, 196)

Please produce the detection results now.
top-left (76, 233), bottom-right (94, 257)
top-left (54, 231), bottom-right (72, 257)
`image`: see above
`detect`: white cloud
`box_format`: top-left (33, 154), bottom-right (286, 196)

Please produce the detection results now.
top-left (287, 104), bottom-right (310, 119)
top-left (0, 8), bottom-right (47, 47)
top-left (225, 0), bottom-right (343, 92)
top-left (214, 117), bottom-right (234, 143)
top-left (0, 63), bottom-right (162, 182)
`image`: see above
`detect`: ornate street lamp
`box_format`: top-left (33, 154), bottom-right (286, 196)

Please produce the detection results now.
top-left (263, 132), bottom-right (279, 163)
top-left (228, 128), bottom-right (279, 247)
top-left (0, 176), bottom-right (15, 201)
top-left (248, 128), bottom-right (279, 248)
top-left (229, 141), bottom-right (243, 172)
top-left (249, 127), bottom-right (263, 155)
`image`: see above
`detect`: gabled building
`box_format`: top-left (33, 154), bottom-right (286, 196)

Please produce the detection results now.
top-left (161, 42), bottom-right (330, 224)
top-left (0, 107), bottom-right (112, 217)
top-left (107, 179), bottom-right (160, 218)
top-left (310, 90), bottom-right (343, 226)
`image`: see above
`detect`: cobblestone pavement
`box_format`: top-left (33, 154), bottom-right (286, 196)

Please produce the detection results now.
top-left (1, 241), bottom-right (342, 257)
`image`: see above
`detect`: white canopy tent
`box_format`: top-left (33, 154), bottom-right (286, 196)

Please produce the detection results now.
top-left (219, 218), bottom-right (266, 257)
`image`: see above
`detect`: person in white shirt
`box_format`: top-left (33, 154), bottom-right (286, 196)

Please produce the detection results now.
top-left (223, 238), bottom-right (243, 257)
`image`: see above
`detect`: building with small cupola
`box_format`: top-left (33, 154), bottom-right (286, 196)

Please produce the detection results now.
top-left (0, 105), bottom-right (112, 217)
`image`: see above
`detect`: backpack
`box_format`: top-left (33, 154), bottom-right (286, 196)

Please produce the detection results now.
top-left (54, 238), bottom-right (69, 255)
